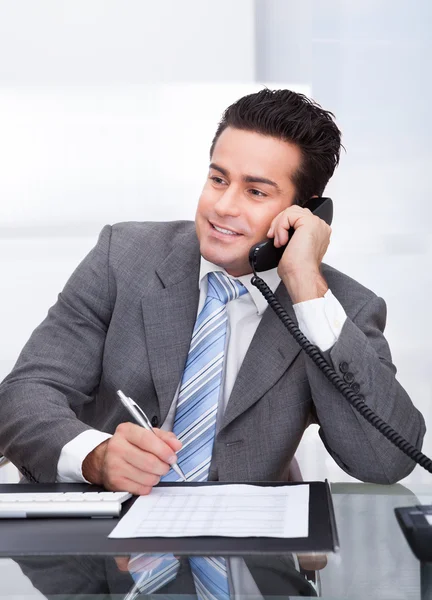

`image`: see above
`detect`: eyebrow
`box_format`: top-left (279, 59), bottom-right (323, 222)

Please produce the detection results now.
top-left (209, 163), bottom-right (282, 193)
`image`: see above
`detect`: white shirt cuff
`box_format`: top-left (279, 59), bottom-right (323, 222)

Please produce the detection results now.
top-left (56, 430), bottom-right (112, 483)
top-left (293, 289), bottom-right (347, 352)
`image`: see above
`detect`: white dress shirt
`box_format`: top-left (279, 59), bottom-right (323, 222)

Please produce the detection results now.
top-left (57, 259), bottom-right (347, 483)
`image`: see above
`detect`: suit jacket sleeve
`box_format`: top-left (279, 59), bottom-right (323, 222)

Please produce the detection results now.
top-left (0, 225), bottom-right (114, 483)
top-left (306, 293), bottom-right (426, 484)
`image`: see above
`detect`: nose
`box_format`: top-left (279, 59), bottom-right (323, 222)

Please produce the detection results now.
top-left (214, 186), bottom-right (242, 218)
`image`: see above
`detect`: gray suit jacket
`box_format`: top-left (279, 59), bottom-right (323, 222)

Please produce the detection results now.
top-left (15, 554), bottom-right (317, 597)
top-left (0, 221), bottom-right (426, 484)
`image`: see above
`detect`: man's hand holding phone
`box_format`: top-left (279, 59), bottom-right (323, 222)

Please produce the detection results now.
top-left (82, 423), bottom-right (182, 496)
top-left (267, 205), bottom-right (331, 303)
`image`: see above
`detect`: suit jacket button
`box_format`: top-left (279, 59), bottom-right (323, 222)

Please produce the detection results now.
top-left (151, 416), bottom-right (159, 427)
top-left (339, 361), bottom-right (349, 373)
top-left (351, 382), bottom-right (360, 394)
top-left (344, 372), bottom-right (355, 384)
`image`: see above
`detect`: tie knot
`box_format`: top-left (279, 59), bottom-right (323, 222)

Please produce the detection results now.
top-left (207, 272), bottom-right (247, 305)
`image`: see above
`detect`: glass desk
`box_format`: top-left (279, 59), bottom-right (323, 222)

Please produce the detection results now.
top-left (0, 483), bottom-right (431, 599)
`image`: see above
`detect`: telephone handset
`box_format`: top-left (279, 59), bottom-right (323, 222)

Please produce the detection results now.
top-left (248, 198), bottom-right (432, 474)
top-left (249, 196), bottom-right (333, 272)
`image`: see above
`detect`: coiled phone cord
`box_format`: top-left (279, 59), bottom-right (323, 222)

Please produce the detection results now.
top-left (251, 274), bottom-right (432, 474)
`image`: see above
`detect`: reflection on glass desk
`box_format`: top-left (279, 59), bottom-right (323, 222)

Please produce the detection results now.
top-left (1, 483), bottom-right (432, 599)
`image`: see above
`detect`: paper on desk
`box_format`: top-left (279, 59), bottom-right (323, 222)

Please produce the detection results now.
top-left (109, 484), bottom-right (309, 538)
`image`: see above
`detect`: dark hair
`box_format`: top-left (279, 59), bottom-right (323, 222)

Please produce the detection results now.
top-left (210, 89), bottom-right (342, 204)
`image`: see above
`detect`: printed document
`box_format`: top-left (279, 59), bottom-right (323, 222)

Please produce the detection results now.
top-left (109, 484), bottom-right (309, 538)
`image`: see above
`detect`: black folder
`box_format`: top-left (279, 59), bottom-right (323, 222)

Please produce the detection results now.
top-left (0, 481), bottom-right (338, 556)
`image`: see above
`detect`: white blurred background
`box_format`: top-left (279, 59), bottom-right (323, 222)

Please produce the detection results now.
top-left (0, 0), bottom-right (431, 490)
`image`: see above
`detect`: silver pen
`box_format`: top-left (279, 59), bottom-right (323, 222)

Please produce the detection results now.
top-left (116, 389), bottom-right (187, 482)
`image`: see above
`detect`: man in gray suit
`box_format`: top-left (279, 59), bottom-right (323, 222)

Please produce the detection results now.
top-left (0, 88), bottom-right (425, 492)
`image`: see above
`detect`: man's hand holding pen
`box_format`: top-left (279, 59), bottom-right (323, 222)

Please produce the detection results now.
top-left (82, 423), bottom-right (182, 496)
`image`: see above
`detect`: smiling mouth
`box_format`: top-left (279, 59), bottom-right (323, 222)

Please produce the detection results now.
top-left (210, 223), bottom-right (242, 236)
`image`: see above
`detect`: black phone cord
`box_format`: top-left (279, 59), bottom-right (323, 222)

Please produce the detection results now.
top-left (251, 274), bottom-right (432, 474)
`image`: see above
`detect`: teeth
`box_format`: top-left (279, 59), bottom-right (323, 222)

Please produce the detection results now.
top-left (213, 225), bottom-right (238, 236)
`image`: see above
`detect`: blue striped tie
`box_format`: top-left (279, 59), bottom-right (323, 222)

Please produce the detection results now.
top-left (130, 272), bottom-right (247, 598)
top-left (163, 271), bottom-right (247, 482)
top-left (189, 556), bottom-right (232, 600)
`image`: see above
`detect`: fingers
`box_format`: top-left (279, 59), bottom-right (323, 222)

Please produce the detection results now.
top-left (102, 449), bottom-right (161, 495)
top-left (116, 422), bottom-right (181, 465)
top-left (154, 428), bottom-right (183, 454)
top-left (99, 423), bottom-right (183, 495)
top-left (274, 217), bottom-right (291, 247)
top-left (116, 460), bottom-right (161, 488)
top-left (267, 206), bottom-right (305, 247)
top-left (105, 474), bottom-right (153, 497)
top-left (267, 206), bottom-right (326, 248)
top-left (109, 436), bottom-right (170, 476)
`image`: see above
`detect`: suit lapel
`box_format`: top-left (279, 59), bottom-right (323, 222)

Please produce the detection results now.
top-left (141, 229), bottom-right (302, 429)
top-left (141, 233), bottom-right (200, 423)
top-left (221, 282), bottom-right (302, 430)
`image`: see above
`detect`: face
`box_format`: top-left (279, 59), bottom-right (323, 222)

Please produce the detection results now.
top-left (195, 127), bottom-right (302, 276)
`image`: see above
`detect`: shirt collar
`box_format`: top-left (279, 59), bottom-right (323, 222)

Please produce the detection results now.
top-left (199, 256), bottom-right (281, 316)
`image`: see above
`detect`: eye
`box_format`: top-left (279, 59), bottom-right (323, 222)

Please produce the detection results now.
top-left (210, 175), bottom-right (227, 186)
top-left (249, 188), bottom-right (267, 198)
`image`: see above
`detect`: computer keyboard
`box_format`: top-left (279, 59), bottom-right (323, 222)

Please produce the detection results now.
top-left (0, 491), bottom-right (132, 518)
